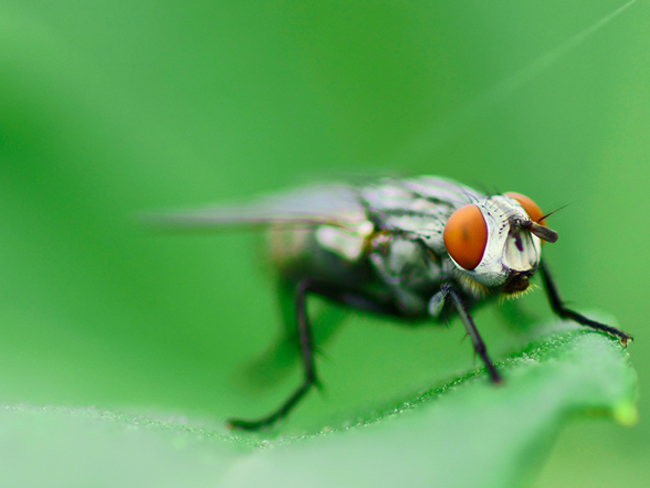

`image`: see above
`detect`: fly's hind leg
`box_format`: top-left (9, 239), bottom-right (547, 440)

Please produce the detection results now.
top-left (240, 279), bottom-right (314, 389)
top-left (227, 279), bottom-right (403, 431)
top-left (227, 279), bottom-right (319, 431)
top-left (539, 260), bottom-right (633, 346)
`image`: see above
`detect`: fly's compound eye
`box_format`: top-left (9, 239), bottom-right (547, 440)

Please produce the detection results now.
top-left (504, 192), bottom-right (546, 225)
top-left (443, 204), bottom-right (488, 270)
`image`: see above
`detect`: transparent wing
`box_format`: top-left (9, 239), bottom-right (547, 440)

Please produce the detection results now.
top-left (142, 184), bottom-right (367, 232)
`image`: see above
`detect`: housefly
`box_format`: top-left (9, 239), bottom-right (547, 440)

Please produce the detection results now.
top-left (148, 175), bottom-right (632, 431)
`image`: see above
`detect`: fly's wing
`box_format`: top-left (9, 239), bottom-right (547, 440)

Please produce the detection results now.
top-left (361, 176), bottom-right (485, 253)
top-left (143, 184), bottom-right (367, 232)
top-left (143, 185), bottom-right (366, 389)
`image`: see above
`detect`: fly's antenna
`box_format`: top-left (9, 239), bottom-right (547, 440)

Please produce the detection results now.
top-left (539, 203), bottom-right (571, 222)
top-left (523, 221), bottom-right (558, 243)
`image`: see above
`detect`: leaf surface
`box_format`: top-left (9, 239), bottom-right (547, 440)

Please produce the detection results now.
top-left (0, 323), bottom-right (636, 488)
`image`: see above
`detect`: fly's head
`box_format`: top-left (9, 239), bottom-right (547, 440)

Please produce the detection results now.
top-left (443, 192), bottom-right (558, 295)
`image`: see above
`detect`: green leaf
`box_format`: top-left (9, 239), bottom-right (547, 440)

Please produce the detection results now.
top-left (0, 322), bottom-right (636, 488)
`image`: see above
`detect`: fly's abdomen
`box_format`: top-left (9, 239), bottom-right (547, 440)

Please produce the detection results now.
top-left (266, 222), bottom-right (375, 286)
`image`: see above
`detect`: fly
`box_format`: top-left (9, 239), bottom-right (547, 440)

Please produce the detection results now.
top-left (147, 175), bottom-right (633, 431)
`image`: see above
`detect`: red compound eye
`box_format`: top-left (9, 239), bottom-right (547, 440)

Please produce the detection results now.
top-left (504, 192), bottom-right (546, 225)
top-left (443, 204), bottom-right (487, 270)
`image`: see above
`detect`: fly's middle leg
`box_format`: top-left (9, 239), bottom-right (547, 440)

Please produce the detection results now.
top-left (445, 283), bottom-right (501, 383)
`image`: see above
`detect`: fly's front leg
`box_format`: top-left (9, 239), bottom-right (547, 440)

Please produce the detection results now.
top-left (227, 279), bottom-right (319, 431)
top-left (441, 283), bottom-right (501, 383)
top-left (540, 260), bottom-right (633, 346)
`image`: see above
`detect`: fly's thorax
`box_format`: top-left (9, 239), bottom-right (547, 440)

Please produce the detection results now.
top-left (367, 231), bottom-right (446, 316)
top-left (444, 195), bottom-right (544, 291)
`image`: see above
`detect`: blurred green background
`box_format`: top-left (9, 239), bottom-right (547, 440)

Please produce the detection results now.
top-left (0, 0), bottom-right (648, 486)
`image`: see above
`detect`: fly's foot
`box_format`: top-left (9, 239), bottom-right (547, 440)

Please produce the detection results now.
top-left (578, 319), bottom-right (633, 347)
top-left (227, 380), bottom-right (313, 432)
top-left (583, 317), bottom-right (633, 347)
top-left (581, 320), bottom-right (633, 347)
top-left (618, 332), bottom-right (634, 348)
top-left (226, 417), bottom-right (274, 432)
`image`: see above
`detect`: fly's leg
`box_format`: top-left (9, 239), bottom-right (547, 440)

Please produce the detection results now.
top-left (227, 280), bottom-right (403, 431)
top-left (445, 283), bottom-right (501, 383)
top-left (241, 279), bottom-right (315, 389)
top-left (227, 279), bottom-right (319, 431)
top-left (540, 260), bottom-right (633, 346)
